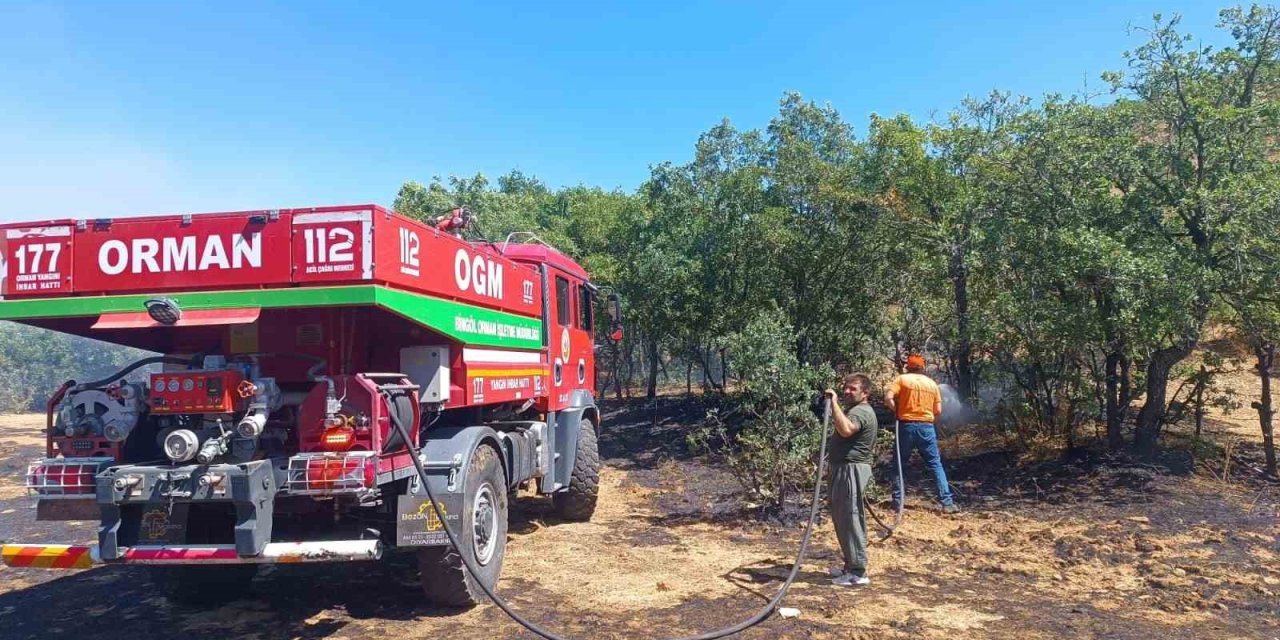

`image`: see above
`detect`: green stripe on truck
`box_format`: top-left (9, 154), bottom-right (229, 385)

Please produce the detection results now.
top-left (0, 286), bottom-right (544, 350)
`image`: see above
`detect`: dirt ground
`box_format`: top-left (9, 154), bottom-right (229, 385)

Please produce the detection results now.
top-left (1, 401), bottom-right (1277, 640)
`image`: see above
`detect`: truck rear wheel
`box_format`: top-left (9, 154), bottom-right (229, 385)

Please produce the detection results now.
top-left (553, 417), bottom-right (599, 521)
top-left (418, 444), bottom-right (507, 607)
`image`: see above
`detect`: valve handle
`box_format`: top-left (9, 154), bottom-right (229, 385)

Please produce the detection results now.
top-left (236, 380), bottom-right (258, 399)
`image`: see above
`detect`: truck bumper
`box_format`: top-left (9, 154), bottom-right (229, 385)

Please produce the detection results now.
top-left (97, 459), bottom-right (280, 559)
top-left (1, 540), bottom-right (382, 568)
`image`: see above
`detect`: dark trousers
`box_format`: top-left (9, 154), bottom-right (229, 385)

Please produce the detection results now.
top-left (829, 461), bottom-right (871, 576)
top-left (892, 421), bottom-right (955, 507)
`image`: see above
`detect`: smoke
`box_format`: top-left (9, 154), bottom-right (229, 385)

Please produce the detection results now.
top-left (938, 383), bottom-right (977, 426)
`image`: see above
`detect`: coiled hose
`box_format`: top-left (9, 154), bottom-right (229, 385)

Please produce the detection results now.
top-left (388, 402), bottom-right (834, 640)
top-left (862, 420), bottom-right (906, 542)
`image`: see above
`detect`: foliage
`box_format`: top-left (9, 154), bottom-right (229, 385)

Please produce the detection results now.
top-left (0, 323), bottom-right (153, 413)
top-left (687, 312), bottom-right (833, 509)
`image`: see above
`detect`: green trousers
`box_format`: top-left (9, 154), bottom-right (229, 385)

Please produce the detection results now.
top-left (829, 462), bottom-right (871, 576)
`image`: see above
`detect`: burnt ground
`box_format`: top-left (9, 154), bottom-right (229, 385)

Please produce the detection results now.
top-left (0, 401), bottom-right (1277, 640)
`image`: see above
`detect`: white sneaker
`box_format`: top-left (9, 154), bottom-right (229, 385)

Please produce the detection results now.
top-left (832, 573), bottom-right (870, 587)
top-left (828, 566), bottom-right (847, 578)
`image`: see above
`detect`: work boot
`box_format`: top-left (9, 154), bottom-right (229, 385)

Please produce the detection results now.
top-left (942, 504), bottom-right (961, 514)
top-left (832, 573), bottom-right (870, 587)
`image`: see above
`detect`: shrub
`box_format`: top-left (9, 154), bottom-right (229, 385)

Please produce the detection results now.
top-left (688, 311), bottom-right (833, 510)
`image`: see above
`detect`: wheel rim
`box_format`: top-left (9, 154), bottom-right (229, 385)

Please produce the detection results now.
top-left (472, 482), bottom-right (498, 566)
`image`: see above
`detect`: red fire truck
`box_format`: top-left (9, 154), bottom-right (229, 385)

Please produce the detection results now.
top-left (0, 204), bottom-right (619, 606)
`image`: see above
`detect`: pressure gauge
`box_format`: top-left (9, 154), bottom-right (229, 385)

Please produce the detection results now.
top-left (168, 379), bottom-right (180, 393)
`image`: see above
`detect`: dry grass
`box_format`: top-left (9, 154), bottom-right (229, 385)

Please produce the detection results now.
top-left (0, 413), bottom-right (45, 447)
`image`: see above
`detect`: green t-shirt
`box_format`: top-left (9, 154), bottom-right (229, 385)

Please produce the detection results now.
top-left (829, 402), bottom-right (878, 464)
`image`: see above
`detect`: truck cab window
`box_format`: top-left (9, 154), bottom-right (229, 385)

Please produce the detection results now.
top-left (579, 286), bottom-right (593, 331)
top-left (555, 276), bottom-right (571, 325)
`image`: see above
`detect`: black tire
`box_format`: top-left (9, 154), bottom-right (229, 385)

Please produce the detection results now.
top-left (553, 417), bottom-right (599, 521)
top-left (418, 444), bottom-right (508, 607)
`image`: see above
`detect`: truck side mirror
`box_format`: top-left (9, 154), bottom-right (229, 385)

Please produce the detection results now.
top-left (606, 293), bottom-right (624, 343)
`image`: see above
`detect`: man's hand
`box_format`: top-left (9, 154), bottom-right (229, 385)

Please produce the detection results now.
top-left (823, 389), bottom-right (840, 418)
top-left (825, 389), bottom-right (858, 438)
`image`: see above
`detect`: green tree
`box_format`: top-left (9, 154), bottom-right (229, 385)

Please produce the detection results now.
top-left (864, 94), bottom-right (1024, 404)
top-left (689, 311), bottom-right (833, 510)
top-left (1102, 6), bottom-right (1280, 455)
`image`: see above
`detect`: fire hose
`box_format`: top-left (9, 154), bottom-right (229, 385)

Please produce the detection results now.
top-left (861, 419), bottom-right (906, 543)
top-left (388, 403), bottom-right (835, 640)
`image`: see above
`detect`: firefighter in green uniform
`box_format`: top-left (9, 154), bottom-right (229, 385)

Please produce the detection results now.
top-left (824, 373), bottom-right (878, 586)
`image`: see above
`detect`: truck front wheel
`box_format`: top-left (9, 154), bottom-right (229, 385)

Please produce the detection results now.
top-left (418, 444), bottom-right (508, 607)
top-left (553, 417), bottom-right (600, 521)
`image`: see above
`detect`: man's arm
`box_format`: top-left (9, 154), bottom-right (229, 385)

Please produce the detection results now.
top-left (884, 378), bottom-right (899, 413)
top-left (932, 382), bottom-right (942, 417)
top-left (824, 390), bottom-right (859, 438)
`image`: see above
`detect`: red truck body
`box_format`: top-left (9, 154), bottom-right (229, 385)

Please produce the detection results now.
top-left (0, 205), bottom-right (612, 606)
top-left (0, 204), bottom-right (598, 413)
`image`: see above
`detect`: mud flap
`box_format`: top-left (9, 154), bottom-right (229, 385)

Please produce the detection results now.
top-left (396, 493), bottom-right (464, 547)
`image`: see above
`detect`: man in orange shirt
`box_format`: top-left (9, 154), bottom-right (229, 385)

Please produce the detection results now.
top-left (885, 354), bottom-right (958, 513)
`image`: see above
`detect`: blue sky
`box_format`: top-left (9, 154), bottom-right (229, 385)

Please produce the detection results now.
top-left (0, 1), bottom-right (1230, 223)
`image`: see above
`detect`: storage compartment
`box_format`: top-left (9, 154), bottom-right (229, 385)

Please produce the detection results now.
top-left (400, 346), bottom-right (450, 403)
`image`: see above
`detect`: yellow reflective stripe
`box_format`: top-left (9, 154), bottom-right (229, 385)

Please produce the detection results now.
top-left (0, 545), bottom-right (92, 569)
top-left (30, 546), bottom-right (69, 568)
top-left (0, 544), bottom-right (22, 565)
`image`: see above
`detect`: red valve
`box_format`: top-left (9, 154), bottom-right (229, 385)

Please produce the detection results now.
top-left (236, 380), bottom-right (258, 399)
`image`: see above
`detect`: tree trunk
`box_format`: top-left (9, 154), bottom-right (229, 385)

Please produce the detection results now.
top-left (891, 332), bottom-right (905, 374)
top-left (1119, 354), bottom-right (1133, 416)
top-left (623, 340), bottom-right (636, 399)
top-left (949, 242), bottom-right (977, 403)
top-left (686, 359), bottom-right (693, 395)
top-left (697, 347), bottom-right (719, 392)
top-left (646, 339), bottom-right (660, 400)
top-left (611, 345), bottom-right (623, 400)
top-left (1134, 343), bottom-right (1194, 458)
top-left (698, 346), bottom-right (709, 391)
top-left (1105, 350), bottom-right (1123, 450)
top-left (1096, 290), bottom-right (1133, 449)
top-left (1255, 342), bottom-right (1276, 478)
top-left (1193, 365), bottom-right (1207, 439)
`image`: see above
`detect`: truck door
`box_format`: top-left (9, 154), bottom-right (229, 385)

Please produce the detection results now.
top-left (548, 269), bottom-right (594, 409)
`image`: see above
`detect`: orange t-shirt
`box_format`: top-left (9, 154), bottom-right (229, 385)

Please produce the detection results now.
top-left (888, 373), bottom-right (942, 423)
